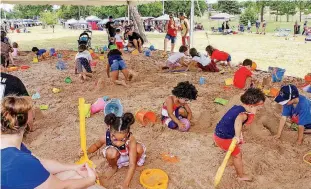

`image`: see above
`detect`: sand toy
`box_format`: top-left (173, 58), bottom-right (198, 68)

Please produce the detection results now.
top-left (52, 88), bottom-right (60, 93)
top-left (214, 98), bottom-right (229, 106)
top-left (135, 110), bottom-right (157, 126)
top-left (91, 98), bottom-right (106, 114)
top-left (140, 169), bottom-right (169, 189)
top-left (161, 152), bottom-right (180, 163)
top-left (32, 92), bottom-right (41, 100)
top-left (303, 152), bottom-right (311, 166)
top-left (7, 66), bottom-right (19, 72)
top-left (269, 67), bottom-right (286, 82)
top-left (149, 45), bottom-right (156, 51)
top-left (199, 77), bottom-right (206, 85)
top-left (65, 77), bottom-right (72, 84)
top-left (21, 65), bottom-right (30, 70)
top-left (144, 49), bottom-right (151, 57)
top-left (75, 98), bottom-right (100, 184)
top-left (251, 62), bottom-right (257, 71)
top-left (225, 78), bottom-right (233, 86)
top-left (179, 118), bottom-right (190, 132)
top-left (132, 49), bottom-right (139, 55)
top-left (40, 105), bottom-right (49, 110)
top-left (104, 99), bottom-right (123, 117)
top-left (33, 57), bottom-right (39, 63)
top-left (214, 138), bottom-right (238, 187)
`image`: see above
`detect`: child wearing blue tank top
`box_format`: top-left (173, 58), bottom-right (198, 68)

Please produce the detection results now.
top-left (214, 88), bottom-right (265, 181)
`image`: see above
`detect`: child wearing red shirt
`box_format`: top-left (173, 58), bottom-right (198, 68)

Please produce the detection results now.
top-left (206, 45), bottom-right (232, 68)
top-left (233, 59), bottom-right (253, 89)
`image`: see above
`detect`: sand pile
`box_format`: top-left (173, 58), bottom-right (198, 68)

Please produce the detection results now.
top-left (9, 50), bottom-right (311, 189)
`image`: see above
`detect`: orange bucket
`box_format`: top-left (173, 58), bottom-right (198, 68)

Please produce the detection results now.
top-left (305, 75), bottom-right (311, 84)
top-left (270, 88), bottom-right (279, 97)
top-left (135, 110), bottom-right (157, 126)
top-left (251, 62), bottom-right (257, 71)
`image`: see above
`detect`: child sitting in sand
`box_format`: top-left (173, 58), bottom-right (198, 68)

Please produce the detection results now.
top-left (81, 113), bottom-right (146, 189)
top-left (32, 47), bottom-right (48, 60)
top-left (189, 48), bottom-right (219, 72)
top-left (115, 29), bottom-right (125, 50)
top-left (214, 88), bottom-right (265, 181)
top-left (205, 45), bottom-right (232, 68)
top-left (75, 44), bottom-right (93, 82)
top-left (163, 45), bottom-right (189, 71)
top-left (107, 49), bottom-right (133, 86)
top-left (233, 59), bottom-right (253, 89)
top-left (161, 81), bottom-right (198, 131)
top-left (274, 84), bottom-right (311, 145)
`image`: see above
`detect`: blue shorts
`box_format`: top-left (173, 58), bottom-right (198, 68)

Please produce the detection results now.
top-left (110, 59), bottom-right (127, 72)
top-left (76, 57), bottom-right (92, 73)
top-left (305, 124), bottom-right (311, 129)
top-left (165, 34), bottom-right (177, 44)
top-left (227, 55), bottom-right (231, 62)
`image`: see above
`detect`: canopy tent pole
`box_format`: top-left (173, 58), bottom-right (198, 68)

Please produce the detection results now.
top-left (190, 0), bottom-right (194, 48)
top-left (162, 0), bottom-right (164, 15)
top-left (127, 1), bottom-right (130, 22)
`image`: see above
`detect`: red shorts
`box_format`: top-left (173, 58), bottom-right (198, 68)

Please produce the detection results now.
top-left (116, 42), bottom-right (124, 49)
top-left (198, 61), bottom-right (219, 72)
top-left (213, 134), bottom-right (240, 157)
top-left (182, 36), bottom-right (190, 46)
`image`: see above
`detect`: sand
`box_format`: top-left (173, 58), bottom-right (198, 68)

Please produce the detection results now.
top-left (10, 50), bottom-right (311, 189)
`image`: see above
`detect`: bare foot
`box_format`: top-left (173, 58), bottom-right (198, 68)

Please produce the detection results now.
top-left (115, 80), bottom-right (127, 87)
top-left (102, 166), bottom-right (117, 180)
top-left (238, 175), bottom-right (252, 181)
top-left (296, 140), bottom-right (303, 145)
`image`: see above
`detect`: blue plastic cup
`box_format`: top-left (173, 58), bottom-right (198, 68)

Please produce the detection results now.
top-left (199, 77), bottom-right (206, 85)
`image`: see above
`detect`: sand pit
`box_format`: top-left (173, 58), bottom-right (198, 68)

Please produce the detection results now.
top-left (9, 50), bottom-right (311, 189)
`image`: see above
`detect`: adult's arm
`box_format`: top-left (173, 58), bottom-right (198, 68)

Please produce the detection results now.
top-left (184, 20), bottom-right (189, 36)
top-left (39, 159), bottom-right (79, 175)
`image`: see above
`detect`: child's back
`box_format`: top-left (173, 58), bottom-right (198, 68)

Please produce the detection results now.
top-left (75, 49), bottom-right (92, 62)
top-left (167, 52), bottom-right (185, 64)
top-left (233, 59), bottom-right (253, 89)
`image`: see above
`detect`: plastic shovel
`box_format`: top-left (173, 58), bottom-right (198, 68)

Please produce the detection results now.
top-left (214, 138), bottom-right (237, 187)
top-left (76, 98), bottom-right (100, 184)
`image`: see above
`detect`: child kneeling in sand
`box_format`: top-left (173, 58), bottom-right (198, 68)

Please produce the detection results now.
top-left (32, 47), bottom-right (49, 60)
top-left (107, 49), bottom-right (133, 86)
top-left (81, 113), bottom-right (146, 189)
top-left (189, 48), bottom-right (219, 72)
top-left (206, 45), bottom-right (232, 68)
top-left (161, 81), bottom-right (198, 131)
top-left (75, 44), bottom-right (93, 82)
top-left (214, 88), bottom-right (265, 181)
top-left (233, 59), bottom-right (253, 90)
top-left (162, 45), bottom-right (189, 71)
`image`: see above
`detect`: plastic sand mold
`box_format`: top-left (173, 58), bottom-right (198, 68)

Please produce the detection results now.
top-left (21, 65), bottom-right (30, 70)
top-left (225, 78), bottom-right (233, 86)
top-left (303, 152), bottom-right (311, 166)
top-left (132, 49), bottom-right (139, 55)
top-left (65, 77), bottom-right (72, 84)
top-left (33, 57), bottom-right (39, 63)
top-left (161, 152), bottom-right (180, 163)
top-left (40, 105), bottom-right (49, 110)
top-left (31, 92), bottom-right (41, 100)
top-left (52, 88), bottom-right (60, 93)
top-left (263, 89), bottom-right (270, 96)
top-left (76, 98), bottom-right (100, 184)
top-left (140, 169), bottom-right (169, 189)
top-left (214, 138), bottom-right (237, 187)
top-left (99, 55), bottom-right (105, 60)
top-left (214, 98), bottom-right (229, 106)
top-left (7, 66), bottom-right (19, 72)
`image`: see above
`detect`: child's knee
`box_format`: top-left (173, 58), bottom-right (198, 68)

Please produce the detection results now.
top-left (105, 147), bottom-right (119, 159)
top-left (136, 143), bottom-right (144, 155)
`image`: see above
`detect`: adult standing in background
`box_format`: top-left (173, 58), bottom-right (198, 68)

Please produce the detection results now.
top-left (294, 21), bottom-right (299, 37)
top-left (105, 16), bottom-right (116, 40)
top-left (302, 21), bottom-right (307, 35)
top-left (179, 13), bottom-right (190, 47)
top-left (255, 19), bottom-right (260, 34)
top-left (164, 14), bottom-right (178, 53)
top-left (261, 20), bottom-right (266, 35)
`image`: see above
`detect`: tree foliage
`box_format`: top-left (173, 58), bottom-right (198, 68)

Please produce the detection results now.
top-left (40, 11), bottom-right (58, 32)
top-left (1, 9), bottom-right (14, 19)
top-left (13, 5), bottom-right (53, 19)
top-left (215, 0), bottom-right (241, 15)
top-left (240, 6), bottom-right (257, 25)
top-left (163, 1), bottom-right (207, 17)
top-left (138, 2), bottom-right (163, 17)
top-left (279, 1), bottom-right (297, 22)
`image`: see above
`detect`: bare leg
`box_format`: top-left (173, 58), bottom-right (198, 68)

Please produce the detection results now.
top-left (170, 43), bottom-right (175, 53)
top-left (103, 147), bottom-right (119, 179)
top-left (297, 126), bottom-right (304, 145)
top-left (132, 39), bottom-right (139, 51)
top-left (164, 38), bottom-right (169, 53)
top-left (233, 153), bottom-right (251, 181)
top-left (121, 69), bottom-right (130, 81)
top-left (136, 143), bottom-right (144, 162)
top-left (111, 70), bottom-right (127, 86)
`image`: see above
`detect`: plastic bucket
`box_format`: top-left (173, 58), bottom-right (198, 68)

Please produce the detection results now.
top-left (305, 75), bottom-right (311, 84)
top-left (135, 110), bottom-right (157, 126)
top-left (179, 118), bottom-right (190, 132)
top-left (199, 77), bottom-right (206, 85)
top-left (144, 50), bottom-right (151, 57)
top-left (269, 88), bottom-right (279, 97)
top-left (50, 48), bottom-right (56, 56)
top-left (91, 98), bottom-right (106, 114)
top-left (104, 99), bottom-right (123, 117)
top-left (149, 45), bottom-right (155, 51)
top-left (251, 62), bottom-right (257, 71)
top-left (269, 67), bottom-right (286, 82)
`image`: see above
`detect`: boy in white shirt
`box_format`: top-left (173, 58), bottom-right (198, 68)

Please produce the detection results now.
top-left (75, 44), bottom-right (93, 82)
top-left (163, 45), bottom-right (189, 70)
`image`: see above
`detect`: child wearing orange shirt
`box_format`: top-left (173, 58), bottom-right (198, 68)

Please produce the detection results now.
top-left (233, 59), bottom-right (253, 89)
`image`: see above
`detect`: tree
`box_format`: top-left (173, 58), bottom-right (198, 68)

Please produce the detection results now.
top-left (138, 2), bottom-right (163, 17)
top-left (255, 1), bottom-right (269, 22)
top-left (164, 1), bottom-right (207, 17)
top-left (279, 1), bottom-right (297, 22)
top-left (40, 11), bottom-right (58, 33)
top-left (13, 5), bottom-right (53, 19)
top-left (240, 6), bottom-right (257, 25)
top-left (129, 5), bottom-right (147, 43)
top-left (0, 9), bottom-right (14, 19)
top-left (270, 0), bottom-right (282, 22)
top-left (295, 0), bottom-right (311, 22)
top-left (216, 0), bottom-right (241, 15)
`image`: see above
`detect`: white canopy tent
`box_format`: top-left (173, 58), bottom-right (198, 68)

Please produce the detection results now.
top-left (65, 19), bottom-right (77, 24)
top-left (77, 18), bottom-right (87, 24)
top-left (152, 14), bottom-right (177, 21)
top-left (85, 15), bottom-right (101, 22)
top-left (2, 0), bottom-right (196, 47)
top-left (97, 19), bottom-right (109, 25)
top-left (210, 13), bottom-right (235, 21)
top-left (114, 17), bottom-right (129, 21)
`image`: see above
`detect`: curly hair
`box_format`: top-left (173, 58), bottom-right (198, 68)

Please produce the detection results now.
top-left (172, 81), bottom-right (198, 100)
top-left (104, 112), bottom-right (135, 133)
top-left (241, 88), bottom-right (266, 105)
top-left (1, 96), bottom-right (32, 134)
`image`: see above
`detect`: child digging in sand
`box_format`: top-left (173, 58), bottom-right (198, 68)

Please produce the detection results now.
top-left (107, 49), bottom-right (133, 86)
top-left (161, 81), bottom-right (198, 131)
top-left (32, 47), bottom-right (48, 60)
top-left (189, 48), bottom-right (219, 72)
top-left (274, 84), bottom-right (311, 145)
top-left (81, 113), bottom-right (146, 189)
top-left (214, 88), bottom-right (265, 181)
top-left (233, 59), bottom-right (254, 90)
top-left (162, 45), bottom-right (189, 71)
top-left (205, 45), bottom-right (232, 68)
top-left (75, 44), bottom-right (93, 82)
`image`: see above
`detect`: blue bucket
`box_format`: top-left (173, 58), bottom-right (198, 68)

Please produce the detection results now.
top-left (103, 46), bottom-right (108, 51)
top-left (269, 67), bottom-right (286, 82)
top-left (50, 48), bottom-right (56, 56)
top-left (144, 50), bottom-right (151, 57)
top-left (56, 61), bottom-right (67, 70)
top-left (104, 99), bottom-right (123, 117)
top-left (199, 77), bottom-right (206, 85)
top-left (149, 45), bottom-right (155, 51)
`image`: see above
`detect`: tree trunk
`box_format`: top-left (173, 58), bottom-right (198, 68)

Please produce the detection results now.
top-left (286, 14), bottom-right (289, 22)
top-left (299, 2), bottom-right (302, 22)
top-left (276, 10), bottom-right (278, 22)
top-left (260, 4), bottom-right (264, 22)
top-left (129, 5), bottom-right (148, 43)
